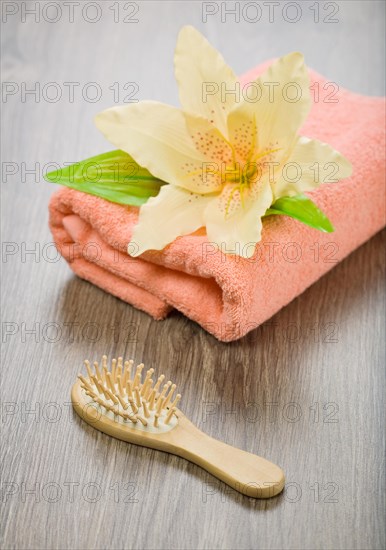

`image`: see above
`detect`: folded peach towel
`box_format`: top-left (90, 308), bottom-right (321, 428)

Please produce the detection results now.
top-left (49, 63), bottom-right (386, 342)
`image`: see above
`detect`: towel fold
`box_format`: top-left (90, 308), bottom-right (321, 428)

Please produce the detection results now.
top-left (49, 63), bottom-right (386, 342)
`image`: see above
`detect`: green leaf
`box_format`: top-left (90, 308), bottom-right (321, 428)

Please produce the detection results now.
top-left (44, 150), bottom-right (166, 206)
top-left (264, 194), bottom-right (334, 233)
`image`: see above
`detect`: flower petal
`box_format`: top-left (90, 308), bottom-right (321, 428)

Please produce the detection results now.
top-left (174, 26), bottom-right (238, 137)
top-left (95, 101), bottom-right (231, 194)
top-left (273, 136), bottom-right (352, 198)
top-left (227, 52), bottom-right (311, 160)
top-left (129, 184), bottom-right (212, 256)
top-left (203, 179), bottom-right (273, 259)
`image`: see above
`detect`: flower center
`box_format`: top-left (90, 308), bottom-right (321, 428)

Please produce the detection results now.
top-left (222, 162), bottom-right (259, 185)
top-left (222, 146), bottom-right (282, 216)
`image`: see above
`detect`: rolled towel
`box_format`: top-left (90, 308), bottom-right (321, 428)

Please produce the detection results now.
top-left (49, 64), bottom-right (386, 342)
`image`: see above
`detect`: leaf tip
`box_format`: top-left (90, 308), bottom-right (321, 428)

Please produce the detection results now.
top-left (322, 220), bottom-right (335, 233)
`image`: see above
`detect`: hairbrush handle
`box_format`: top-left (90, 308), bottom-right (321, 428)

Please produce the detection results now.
top-left (171, 415), bottom-right (285, 498)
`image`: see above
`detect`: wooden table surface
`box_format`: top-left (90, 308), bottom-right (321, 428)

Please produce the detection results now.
top-left (1, 2), bottom-right (385, 549)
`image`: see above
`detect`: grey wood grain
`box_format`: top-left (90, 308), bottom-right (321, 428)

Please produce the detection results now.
top-left (1, 1), bottom-right (385, 549)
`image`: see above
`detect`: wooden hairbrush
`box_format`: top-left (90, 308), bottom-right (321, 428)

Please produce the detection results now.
top-left (71, 356), bottom-right (285, 498)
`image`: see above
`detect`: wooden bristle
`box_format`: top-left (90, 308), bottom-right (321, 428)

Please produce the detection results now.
top-left (84, 360), bottom-right (93, 380)
top-left (117, 394), bottom-right (129, 410)
top-left (143, 379), bottom-right (153, 401)
top-left (93, 361), bottom-right (102, 380)
top-left (156, 397), bottom-right (164, 415)
top-left (141, 368), bottom-right (154, 395)
top-left (136, 415), bottom-right (147, 427)
top-left (106, 372), bottom-right (115, 394)
top-left (148, 390), bottom-right (156, 411)
top-left (122, 360), bottom-right (133, 386)
top-left (164, 384), bottom-right (176, 409)
top-left (128, 397), bottom-right (138, 414)
top-left (153, 375), bottom-right (165, 394)
top-left (78, 374), bottom-right (91, 389)
top-left (126, 380), bottom-right (133, 399)
top-left (165, 407), bottom-right (177, 425)
top-left (117, 375), bottom-right (124, 397)
top-left (133, 363), bottom-right (144, 388)
top-left (105, 387), bottom-right (119, 404)
top-left (159, 382), bottom-right (171, 403)
top-left (171, 394), bottom-right (181, 409)
top-left (111, 358), bottom-right (117, 381)
top-left (102, 365), bottom-right (108, 384)
top-left (134, 388), bottom-right (141, 408)
top-left (91, 375), bottom-right (103, 395)
top-left (142, 401), bottom-right (150, 419)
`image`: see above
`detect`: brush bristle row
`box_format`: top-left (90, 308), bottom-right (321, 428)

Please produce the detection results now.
top-left (78, 356), bottom-right (181, 429)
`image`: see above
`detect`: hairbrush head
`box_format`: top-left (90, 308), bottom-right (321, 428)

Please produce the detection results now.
top-left (76, 356), bottom-right (181, 433)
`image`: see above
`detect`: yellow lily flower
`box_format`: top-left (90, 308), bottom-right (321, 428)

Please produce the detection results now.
top-left (95, 26), bottom-right (352, 259)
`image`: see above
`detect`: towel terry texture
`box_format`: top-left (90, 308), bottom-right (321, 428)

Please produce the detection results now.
top-left (49, 63), bottom-right (386, 342)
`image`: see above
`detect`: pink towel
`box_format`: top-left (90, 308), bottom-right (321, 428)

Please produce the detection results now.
top-left (49, 63), bottom-right (386, 342)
